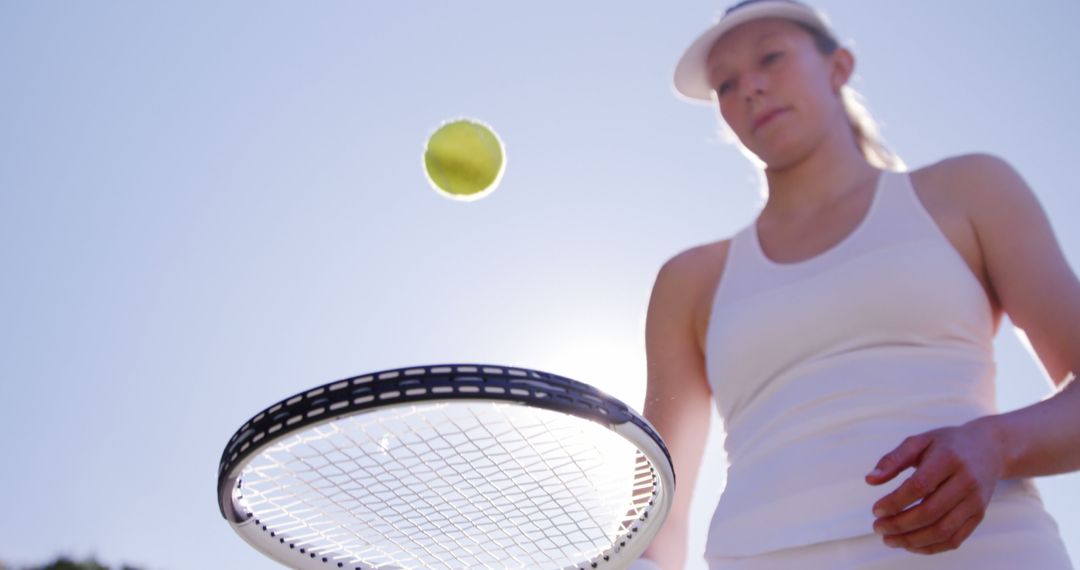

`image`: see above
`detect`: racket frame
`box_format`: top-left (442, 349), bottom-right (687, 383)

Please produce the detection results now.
top-left (218, 364), bottom-right (675, 569)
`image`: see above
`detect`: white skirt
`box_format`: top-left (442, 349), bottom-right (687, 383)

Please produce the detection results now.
top-left (704, 488), bottom-right (1073, 569)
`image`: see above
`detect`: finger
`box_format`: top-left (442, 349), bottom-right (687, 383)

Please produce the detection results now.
top-left (881, 493), bottom-right (980, 550)
top-left (905, 511), bottom-right (983, 555)
top-left (871, 444), bottom-right (957, 517)
top-left (866, 433), bottom-right (932, 486)
top-left (874, 470), bottom-right (973, 535)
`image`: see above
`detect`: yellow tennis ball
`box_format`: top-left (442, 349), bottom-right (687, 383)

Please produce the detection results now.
top-left (423, 118), bottom-right (505, 200)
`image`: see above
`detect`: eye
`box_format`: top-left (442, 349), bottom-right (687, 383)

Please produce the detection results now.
top-left (716, 78), bottom-right (735, 96)
top-left (761, 51), bottom-right (782, 66)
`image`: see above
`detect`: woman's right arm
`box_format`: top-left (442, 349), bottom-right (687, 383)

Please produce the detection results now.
top-left (639, 247), bottom-right (719, 569)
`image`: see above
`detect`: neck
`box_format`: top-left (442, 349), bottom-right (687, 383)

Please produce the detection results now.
top-left (761, 125), bottom-right (880, 221)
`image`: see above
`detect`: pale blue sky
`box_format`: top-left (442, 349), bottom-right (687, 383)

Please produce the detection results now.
top-left (2, 1), bottom-right (1077, 568)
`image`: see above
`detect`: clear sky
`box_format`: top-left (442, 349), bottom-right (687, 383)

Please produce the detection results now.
top-left (2, 1), bottom-right (1078, 568)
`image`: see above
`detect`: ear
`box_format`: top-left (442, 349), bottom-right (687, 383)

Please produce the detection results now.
top-left (829, 47), bottom-right (855, 92)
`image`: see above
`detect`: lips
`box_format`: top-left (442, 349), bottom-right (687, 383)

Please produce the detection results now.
top-left (752, 107), bottom-right (790, 132)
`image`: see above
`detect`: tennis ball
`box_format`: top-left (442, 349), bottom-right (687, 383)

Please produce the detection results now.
top-left (423, 118), bottom-right (505, 201)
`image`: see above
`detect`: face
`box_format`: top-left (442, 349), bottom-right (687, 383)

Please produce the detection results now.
top-left (705, 18), bottom-right (852, 168)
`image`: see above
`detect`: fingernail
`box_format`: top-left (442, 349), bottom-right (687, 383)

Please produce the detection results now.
top-left (867, 467), bottom-right (883, 478)
top-left (873, 507), bottom-right (887, 518)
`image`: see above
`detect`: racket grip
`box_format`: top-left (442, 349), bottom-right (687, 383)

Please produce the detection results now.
top-left (627, 558), bottom-right (663, 570)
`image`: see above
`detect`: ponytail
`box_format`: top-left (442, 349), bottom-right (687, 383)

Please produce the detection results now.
top-left (841, 85), bottom-right (905, 171)
top-left (801, 23), bottom-right (905, 171)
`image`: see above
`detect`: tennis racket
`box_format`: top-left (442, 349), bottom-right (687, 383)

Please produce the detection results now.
top-left (217, 363), bottom-right (675, 569)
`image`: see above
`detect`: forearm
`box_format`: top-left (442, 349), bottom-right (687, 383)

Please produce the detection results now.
top-left (974, 371), bottom-right (1080, 479)
top-left (641, 519), bottom-right (689, 570)
top-left (639, 402), bottom-right (708, 570)
top-left (640, 389), bottom-right (710, 569)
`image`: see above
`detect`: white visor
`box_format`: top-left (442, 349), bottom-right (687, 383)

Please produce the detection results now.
top-left (672, 0), bottom-right (837, 105)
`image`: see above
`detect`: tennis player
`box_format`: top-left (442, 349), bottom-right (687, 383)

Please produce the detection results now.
top-left (636, 1), bottom-right (1079, 568)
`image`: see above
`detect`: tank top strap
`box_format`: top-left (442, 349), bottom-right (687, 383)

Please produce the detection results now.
top-left (712, 221), bottom-right (766, 308)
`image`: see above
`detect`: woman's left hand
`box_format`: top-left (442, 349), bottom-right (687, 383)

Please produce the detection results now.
top-left (864, 419), bottom-right (1005, 555)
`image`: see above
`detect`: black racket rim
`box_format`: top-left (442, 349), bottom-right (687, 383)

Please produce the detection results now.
top-left (217, 363), bottom-right (673, 521)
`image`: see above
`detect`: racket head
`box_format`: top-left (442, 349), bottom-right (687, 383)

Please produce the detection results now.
top-left (217, 364), bottom-right (674, 569)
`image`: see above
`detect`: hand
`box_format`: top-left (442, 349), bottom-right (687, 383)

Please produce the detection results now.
top-left (864, 419), bottom-right (1005, 555)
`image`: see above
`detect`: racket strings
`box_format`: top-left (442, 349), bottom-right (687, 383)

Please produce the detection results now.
top-left (428, 409), bottom-right (586, 567)
top-left (438, 406), bottom-right (622, 559)
top-left (276, 407), bottom-right (493, 568)
top-left (235, 402), bottom-right (659, 569)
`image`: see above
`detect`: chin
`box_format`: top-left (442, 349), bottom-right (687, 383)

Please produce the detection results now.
top-left (756, 144), bottom-right (811, 171)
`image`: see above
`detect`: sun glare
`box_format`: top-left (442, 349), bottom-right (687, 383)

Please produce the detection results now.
top-left (536, 330), bottom-right (647, 412)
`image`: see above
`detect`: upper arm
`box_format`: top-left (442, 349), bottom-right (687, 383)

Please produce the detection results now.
top-left (640, 246), bottom-right (720, 564)
top-left (956, 154), bottom-right (1080, 386)
top-left (644, 247), bottom-right (717, 460)
top-left (645, 249), bottom-right (715, 415)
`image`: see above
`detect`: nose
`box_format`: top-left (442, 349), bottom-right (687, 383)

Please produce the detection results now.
top-left (740, 70), bottom-right (767, 102)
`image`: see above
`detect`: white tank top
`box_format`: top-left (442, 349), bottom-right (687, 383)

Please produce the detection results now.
top-left (702, 169), bottom-right (1039, 556)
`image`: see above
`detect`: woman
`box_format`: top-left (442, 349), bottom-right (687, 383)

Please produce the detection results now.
top-left (637, 1), bottom-right (1080, 568)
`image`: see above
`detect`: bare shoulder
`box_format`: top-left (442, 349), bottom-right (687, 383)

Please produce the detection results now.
top-left (913, 152), bottom-right (1018, 179)
top-left (657, 239), bottom-right (731, 286)
top-left (652, 238), bottom-right (733, 349)
top-left (910, 153), bottom-right (1035, 215)
top-left (909, 153), bottom-right (1044, 256)
top-left (654, 239), bottom-right (732, 303)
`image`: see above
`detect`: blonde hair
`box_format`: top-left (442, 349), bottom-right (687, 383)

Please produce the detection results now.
top-left (842, 85), bottom-right (905, 171)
